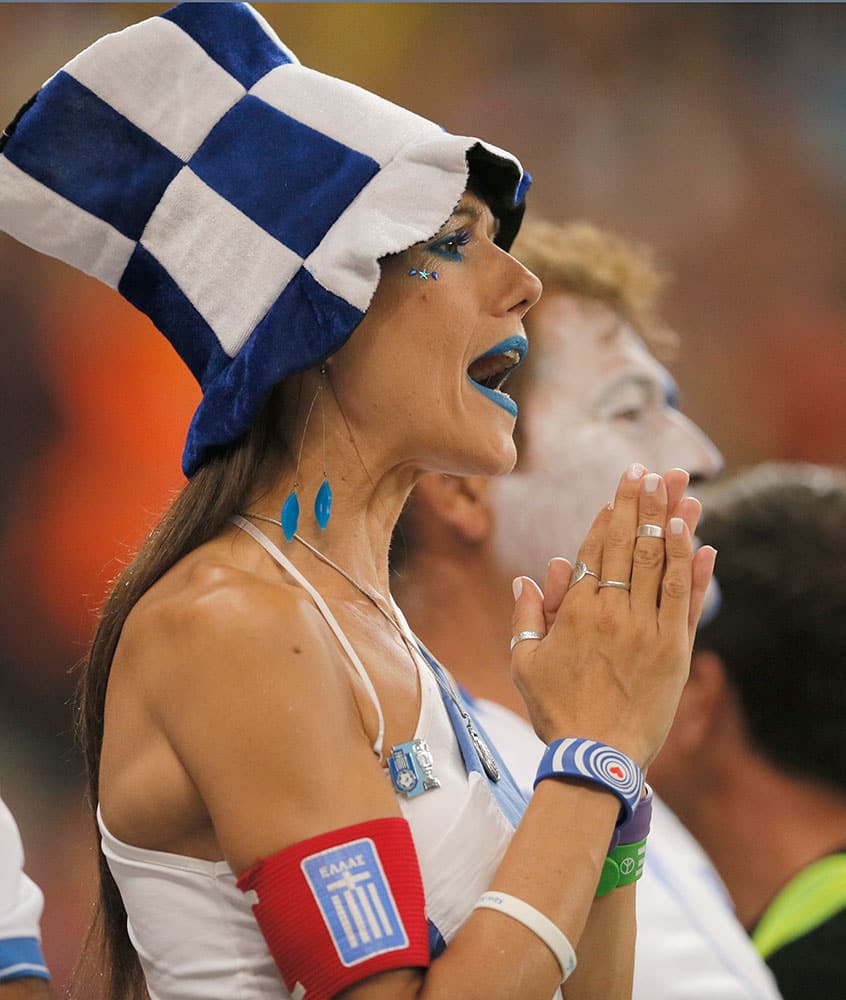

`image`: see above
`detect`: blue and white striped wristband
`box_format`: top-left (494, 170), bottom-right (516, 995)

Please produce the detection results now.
top-left (534, 738), bottom-right (644, 826)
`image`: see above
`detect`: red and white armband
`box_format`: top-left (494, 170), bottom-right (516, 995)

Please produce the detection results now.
top-left (237, 817), bottom-right (430, 999)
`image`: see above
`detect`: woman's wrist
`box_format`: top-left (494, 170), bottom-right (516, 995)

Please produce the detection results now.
top-left (534, 738), bottom-right (645, 827)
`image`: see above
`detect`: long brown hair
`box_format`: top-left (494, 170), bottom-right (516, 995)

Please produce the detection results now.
top-left (73, 400), bottom-right (280, 999)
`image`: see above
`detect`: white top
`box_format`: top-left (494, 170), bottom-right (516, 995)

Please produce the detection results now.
top-left (100, 522), bottom-right (517, 1000)
top-left (0, 793), bottom-right (50, 982)
top-left (471, 698), bottom-right (783, 1000)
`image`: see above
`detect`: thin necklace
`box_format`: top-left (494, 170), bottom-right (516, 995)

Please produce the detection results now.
top-left (240, 511), bottom-right (500, 781)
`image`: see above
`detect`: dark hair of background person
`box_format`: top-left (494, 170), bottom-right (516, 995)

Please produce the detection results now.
top-left (694, 462), bottom-right (846, 793)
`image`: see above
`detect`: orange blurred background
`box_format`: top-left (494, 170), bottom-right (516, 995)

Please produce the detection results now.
top-left (1, 3), bottom-right (845, 991)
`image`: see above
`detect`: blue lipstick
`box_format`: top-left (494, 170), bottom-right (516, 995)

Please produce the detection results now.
top-left (466, 335), bottom-right (528, 417)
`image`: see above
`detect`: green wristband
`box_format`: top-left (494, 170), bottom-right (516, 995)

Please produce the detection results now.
top-left (595, 837), bottom-right (648, 898)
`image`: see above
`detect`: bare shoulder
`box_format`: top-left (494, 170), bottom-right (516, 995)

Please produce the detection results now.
top-left (120, 545), bottom-right (342, 700)
top-left (114, 543), bottom-right (370, 784)
top-left (114, 544), bottom-right (392, 869)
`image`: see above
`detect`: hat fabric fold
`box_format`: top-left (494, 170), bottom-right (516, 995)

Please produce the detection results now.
top-left (0, 1), bottom-right (530, 475)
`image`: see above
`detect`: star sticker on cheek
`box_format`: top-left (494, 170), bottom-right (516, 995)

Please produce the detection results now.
top-left (408, 269), bottom-right (438, 281)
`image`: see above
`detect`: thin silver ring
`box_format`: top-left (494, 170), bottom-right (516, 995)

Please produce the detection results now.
top-left (598, 580), bottom-right (631, 591)
top-left (510, 630), bottom-right (546, 652)
top-left (570, 560), bottom-right (601, 588)
top-left (637, 523), bottom-right (665, 540)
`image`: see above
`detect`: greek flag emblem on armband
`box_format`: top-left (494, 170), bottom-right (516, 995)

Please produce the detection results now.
top-left (301, 838), bottom-right (409, 966)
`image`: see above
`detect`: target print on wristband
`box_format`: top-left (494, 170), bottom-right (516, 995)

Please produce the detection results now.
top-left (534, 738), bottom-right (644, 826)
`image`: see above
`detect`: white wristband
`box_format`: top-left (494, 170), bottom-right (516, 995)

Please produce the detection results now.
top-left (474, 890), bottom-right (577, 983)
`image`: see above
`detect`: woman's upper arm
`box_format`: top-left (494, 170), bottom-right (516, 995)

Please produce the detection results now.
top-left (145, 572), bottom-right (401, 874)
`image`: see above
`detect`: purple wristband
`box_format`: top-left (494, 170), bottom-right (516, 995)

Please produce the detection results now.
top-left (608, 785), bottom-right (653, 852)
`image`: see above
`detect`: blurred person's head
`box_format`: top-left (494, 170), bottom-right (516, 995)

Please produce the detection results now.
top-left (394, 219), bottom-right (723, 584)
top-left (651, 462), bottom-right (846, 801)
top-left (487, 220), bottom-right (722, 582)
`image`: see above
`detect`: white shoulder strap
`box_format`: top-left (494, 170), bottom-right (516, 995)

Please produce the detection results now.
top-left (229, 515), bottom-right (385, 760)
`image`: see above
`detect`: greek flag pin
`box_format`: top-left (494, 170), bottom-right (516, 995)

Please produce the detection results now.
top-left (388, 739), bottom-right (441, 798)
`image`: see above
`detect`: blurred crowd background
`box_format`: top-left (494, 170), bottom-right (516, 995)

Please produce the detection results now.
top-left (1, 3), bottom-right (845, 991)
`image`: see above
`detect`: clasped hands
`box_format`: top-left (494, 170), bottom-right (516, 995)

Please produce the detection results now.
top-left (510, 465), bottom-right (717, 769)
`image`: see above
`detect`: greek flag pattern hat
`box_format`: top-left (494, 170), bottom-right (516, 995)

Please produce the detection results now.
top-left (0, 2), bottom-right (530, 476)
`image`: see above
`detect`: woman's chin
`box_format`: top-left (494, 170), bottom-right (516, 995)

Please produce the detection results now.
top-left (458, 434), bottom-right (518, 478)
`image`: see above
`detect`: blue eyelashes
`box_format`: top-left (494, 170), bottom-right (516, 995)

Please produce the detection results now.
top-left (428, 228), bottom-right (472, 261)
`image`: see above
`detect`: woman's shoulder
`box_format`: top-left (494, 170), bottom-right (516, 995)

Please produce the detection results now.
top-left (118, 539), bottom-right (341, 693)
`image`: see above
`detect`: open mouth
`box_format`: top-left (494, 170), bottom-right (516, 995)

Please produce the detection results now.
top-left (466, 335), bottom-right (528, 417)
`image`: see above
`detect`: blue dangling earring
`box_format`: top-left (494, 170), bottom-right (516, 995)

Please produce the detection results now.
top-left (314, 364), bottom-right (332, 531)
top-left (280, 484), bottom-right (300, 542)
top-left (281, 365), bottom-right (332, 541)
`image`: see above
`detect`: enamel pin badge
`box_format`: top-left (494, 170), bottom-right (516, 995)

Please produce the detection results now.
top-left (388, 739), bottom-right (441, 798)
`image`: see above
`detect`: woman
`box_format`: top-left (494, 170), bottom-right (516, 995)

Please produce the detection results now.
top-left (0, 5), bottom-right (714, 999)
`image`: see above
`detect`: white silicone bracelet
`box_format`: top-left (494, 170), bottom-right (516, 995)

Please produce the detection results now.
top-left (474, 890), bottom-right (577, 983)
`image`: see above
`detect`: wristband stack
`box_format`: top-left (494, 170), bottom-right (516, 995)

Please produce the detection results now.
top-left (596, 786), bottom-right (652, 897)
top-left (534, 738), bottom-right (651, 897)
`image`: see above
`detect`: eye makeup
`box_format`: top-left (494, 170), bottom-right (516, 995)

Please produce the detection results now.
top-left (427, 228), bottom-right (472, 262)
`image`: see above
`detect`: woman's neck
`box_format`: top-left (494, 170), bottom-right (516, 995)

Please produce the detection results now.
top-left (246, 443), bottom-right (416, 602)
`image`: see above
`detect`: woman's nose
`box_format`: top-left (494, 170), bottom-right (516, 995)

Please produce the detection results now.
top-left (507, 260), bottom-right (543, 318)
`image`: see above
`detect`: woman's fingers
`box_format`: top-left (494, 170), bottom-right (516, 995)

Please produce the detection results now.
top-left (543, 557), bottom-right (573, 630)
top-left (630, 472), bottom-right (670, 614)
top-left (598, 463), bottom-right (647, 589)
top-left (688, 544), bottom-right (718, 638)
top-left (663, 468), bottom-right (690, 516)
top-left (569, 503), bottom-right (612, 596)
top-left (657, 515), bottom-right (695, 634)
top-left (677, 495), bottom-right (701, 536)
top-left (510, 575), bottom-right (546, 663)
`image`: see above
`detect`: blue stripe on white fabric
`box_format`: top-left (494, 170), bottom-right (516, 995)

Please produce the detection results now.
top-left (181, 267), bottom-right (363, 473)
top-left (63, 15), bottom-right (247, 164)
top-left (248, 64), bottom-right (444, 170)
top-left (190, 95), bottom-right (380, 259)
top-left (139, 166), bottom-right (304, 359)
top-left (415, 644), bottom-right (527, 830)
top-left (0, 937), bottom-right (50, 983)
top-left (0, 156), bottom-right (135, 290)
top-left (162, 3), bottom-right (295, 90)
top-left (119, 244), bottom-right (228, 386)
top-left (427, 918), bottom-right (447, 960)
top-left (4, 72), bottom-right (182, 241)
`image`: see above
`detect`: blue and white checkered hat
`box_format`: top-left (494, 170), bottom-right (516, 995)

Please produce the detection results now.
top-left (0, 2), bottom-right (530, 475)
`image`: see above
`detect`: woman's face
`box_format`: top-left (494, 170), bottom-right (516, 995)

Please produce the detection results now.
top-left (330, 191), bottom-right (542, 479)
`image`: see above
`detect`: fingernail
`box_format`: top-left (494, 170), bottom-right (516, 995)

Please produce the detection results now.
top-left (512, 577), bottom-right (523, 599)
top-left (643, 473), bottom-right (661, 494)
top-left (627, 462), bottom-right (646, 481)
top-left (670, 517), bottom-right (684, 536)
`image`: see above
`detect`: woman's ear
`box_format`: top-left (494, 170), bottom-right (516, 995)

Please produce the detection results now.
top-left (412, 474), bottom-right (493, 545)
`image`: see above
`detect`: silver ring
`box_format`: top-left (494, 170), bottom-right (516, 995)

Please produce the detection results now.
top-left (637, 523), bottom-right (665, 540)
top-left (570, 560), bottom-right (600, 588)
top-left (510, 630), bottom-right (546, 652)
top-left (598, 580), bottom-right (631, 591)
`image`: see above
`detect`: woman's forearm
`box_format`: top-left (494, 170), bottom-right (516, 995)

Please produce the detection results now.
top-left (563, 887), bottom-right (636, 1000)
top-left (415, 780), bottom-right (623, 1000)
